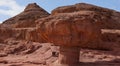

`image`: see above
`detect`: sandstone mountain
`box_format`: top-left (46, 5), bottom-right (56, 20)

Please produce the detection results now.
top-left (0, 3), bottom-right (48, 43)
top-left (1, 3), bottom-right (50, 28)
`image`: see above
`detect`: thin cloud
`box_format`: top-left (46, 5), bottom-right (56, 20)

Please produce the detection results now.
top-left (0, 21), bottom-right (2, 23)
top-left (0, 0), bottom-right (25, 17)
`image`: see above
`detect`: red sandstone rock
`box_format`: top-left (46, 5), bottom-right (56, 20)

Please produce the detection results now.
top-left (52, 3), bottom-right (113, 15)
top-left (0, 3), bottom-right (49, 43)
top-left (51, 3), bottom-right (120, 29)
top-left (36, 11), bottom-right (102, 66)
top-left (35, 3), bottom-right (120, 66)
top-left (0, 2), bottom-right (120, 66)
top-left (25, 28), bottom-right (46, 43)
top-left (0, 28), bottom-right (28, 43)
top-left (1, 3), bottom-right (50, 28)
top-left (36, 11), bottom-right (101, 48)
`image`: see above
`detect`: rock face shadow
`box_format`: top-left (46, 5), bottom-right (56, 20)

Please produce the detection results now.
top-left (80, 58), bottom-right (120, 66)
top-left (49, 58), bottom-right (120, 66)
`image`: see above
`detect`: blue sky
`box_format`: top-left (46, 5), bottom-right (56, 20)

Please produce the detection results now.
top-left (0, 0), bottom-right (120, 23)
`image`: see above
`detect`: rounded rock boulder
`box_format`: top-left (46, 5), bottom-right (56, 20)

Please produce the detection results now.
top-left (36, 11), bottom-right (101, 47)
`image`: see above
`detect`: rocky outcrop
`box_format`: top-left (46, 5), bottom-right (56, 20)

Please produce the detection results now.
top-left (52, 3), bottom-right (120, 29)
top-left (1, 3), bottom-right (50, 28)
top-left (36, 11), bottom-right (102, 66)
top-left (35, 3), bottom-right (120, 66)
top-left (0, 2), bottom-right (120, 66)
top-left (36, 11), bottom-right (102, 48)
top-left (0, 27), bottom-right (47, 44)
top-left (3, 41), bottom-right (42, 55)
top-left (0, 28), bottom-right (13, 43)
top-left (25, 28), bottom-right (46, 43)
top-left (0, 3), bottom-right (50, 43)
top-left (0, 28), bottom-right (28, 43)
top-left (1, 3), bottom-right (120, 49)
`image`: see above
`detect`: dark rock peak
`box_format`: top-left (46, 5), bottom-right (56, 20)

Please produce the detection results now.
top-left (25, 3), bottom-right (39, 8)
top-left (24, 3), bottom-right (47, 13)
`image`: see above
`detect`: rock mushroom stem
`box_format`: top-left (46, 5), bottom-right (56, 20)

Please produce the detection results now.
top-left (58, 46), bottom-right (80, 66)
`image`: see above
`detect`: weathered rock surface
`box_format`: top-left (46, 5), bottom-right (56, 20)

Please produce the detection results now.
top-left (52, 3), bottom-right (120, 29)
top-left (0, 28), bottom-right (28, 43)
top-left (0, 27), bottom-right (47, 44)
top-left (0, 3), bottom-right (49, 43)
top-left (36, 4), bottom-right (119, 66)
top-left (25, 28), bottom-right (46, 43)
top-left (1, 3), bottom-right (50, 28)
top-left (0, 43), bottom-right (120, 66)
top-left (36, 11), bottom-right (101, 49)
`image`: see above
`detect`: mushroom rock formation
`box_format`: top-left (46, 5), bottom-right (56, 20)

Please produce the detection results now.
top-left (1, 3), bottom-right (50, 28)
top-left (52, 3), bottom-right (120, 29)
top-left (36, 11), bottom-right (102, 66)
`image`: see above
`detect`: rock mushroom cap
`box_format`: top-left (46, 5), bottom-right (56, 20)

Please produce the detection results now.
top-left (51, 3), bottom-right (120, 29)
top-left (51, 3), bottom-right (114, 15)
top-left (36, 11), bottom-right (101, 47)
